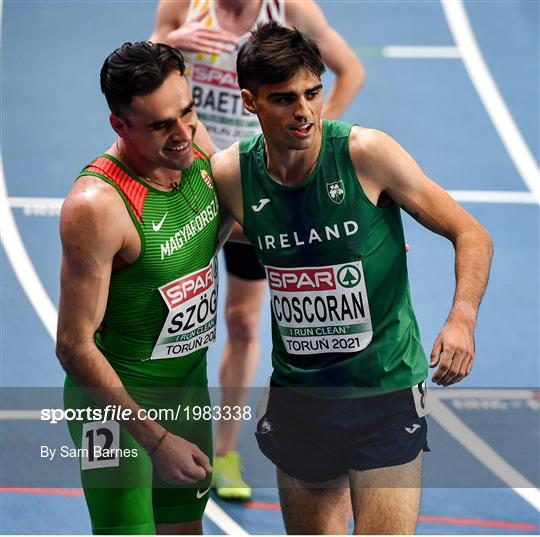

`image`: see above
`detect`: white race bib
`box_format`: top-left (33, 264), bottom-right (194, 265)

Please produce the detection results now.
top-left (266, 260), bottom-right (373, 355)
top-left (188, 63), bottom-right (261, 150)
top-left (150, 257), bottom-right (218, 359)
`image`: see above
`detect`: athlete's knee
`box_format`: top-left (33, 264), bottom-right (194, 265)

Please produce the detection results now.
top-left (225, 305), bottom-right (259, 343)
top-left (157, 519), bottom-right (202, 535)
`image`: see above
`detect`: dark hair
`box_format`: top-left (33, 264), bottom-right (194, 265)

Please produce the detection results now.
top-left (100, 41), bottom-right (186, 114)
top-left (236, 22), bottom-right (325, 93)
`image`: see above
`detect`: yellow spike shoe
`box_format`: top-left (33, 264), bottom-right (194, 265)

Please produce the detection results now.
top-left (212, 451), bottom-right (252, 500)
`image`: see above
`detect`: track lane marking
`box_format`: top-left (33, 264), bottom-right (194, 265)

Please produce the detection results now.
top-left (1, 489), bottom-right (535, 531)
top-left (429, 397), bottom-right (540, 512)
top-left (442, 0), bottom-right (540, 204)
top-left (384, 46), bottom-right (461, 58)
top-left (352, 45), bottom-right (461, 59)
top-left (432, 389), bottom-right (535, 400)
top-left (8, 189), bottom-right (538, 221)
top-left (0, 160), bottom-right (58, 340)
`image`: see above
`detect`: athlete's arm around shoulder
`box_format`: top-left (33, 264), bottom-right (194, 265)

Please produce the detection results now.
top-left (193, 121), bottom-right (239, 245)
top-left (349, 126), bottom-right (493, 386)
top-left (57, 177), bottom-right (211, 483)
top-left (210, 142), bottom-right (244, 225)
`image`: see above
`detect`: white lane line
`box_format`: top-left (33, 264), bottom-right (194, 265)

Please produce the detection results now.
top-left (432, 389), bottom-right (536, 400)
top-left (9, 197), bottom-right (64, 216)
top-left (442, 0), bottom-right (540, 204)
top-left (448, 190), bottom-right (537, 204)
top-left (205, 500), bottom-right (250, 536)
top-left (383, 46), bottom-right (461, 58)
top-left (0, 411), bottom-right (43, 420)
top-left (8, 189), bottom-right (539, 220)
top-left (0, 159), bottom-right (58, 339)
top-left (429, 397), bottom-right (540, 512)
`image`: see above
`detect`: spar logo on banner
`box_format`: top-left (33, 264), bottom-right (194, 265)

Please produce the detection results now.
top-left (150, 257), bottom-right (219, 360)
top-left (266, 262), bottom-right (373, 355)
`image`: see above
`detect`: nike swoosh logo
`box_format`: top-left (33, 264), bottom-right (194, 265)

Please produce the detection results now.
top-left (251, 198), bottom-right (270, 212)
top-left (405, 424), bottom-right (421, 434)
top-left (196, 485), bottom-right (212, 499)
top-left (152, 212), bottom-right (168, 232)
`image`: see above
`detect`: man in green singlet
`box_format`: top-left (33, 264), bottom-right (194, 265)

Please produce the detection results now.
top-left (56, 42), bottom-right (226, 534)
top-left (211, 23), bottom-right (494, 534)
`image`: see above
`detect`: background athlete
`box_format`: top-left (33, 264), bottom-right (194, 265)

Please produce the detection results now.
top-left (150, 0), bottom-right (365, 500)
top-left (211, 23), bottom-right (493, 534)
top-left (56, 42), bottom-right (222, 534)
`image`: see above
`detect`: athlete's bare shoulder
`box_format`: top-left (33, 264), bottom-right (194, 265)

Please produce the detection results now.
top-left (348, 126), bottom-right (398, 203)
top-left (62, 175), bottom-right (122, 225)
top-left (348, 125), bottom-right (391, 163)
top-left (60, 175), bottom-right (129, 260)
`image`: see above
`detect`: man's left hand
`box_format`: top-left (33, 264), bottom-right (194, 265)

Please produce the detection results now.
top-left (430, 318), bottom-right (475, 386)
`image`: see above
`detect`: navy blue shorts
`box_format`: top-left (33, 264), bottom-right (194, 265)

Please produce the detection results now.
top-left (255, 381), bottom-right (429, 483)
top-left (223, 242), bottom-right (266, 280)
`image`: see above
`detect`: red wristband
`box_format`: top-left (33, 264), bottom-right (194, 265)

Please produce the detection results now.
top-left (148, 430), bottom-right (169, 457)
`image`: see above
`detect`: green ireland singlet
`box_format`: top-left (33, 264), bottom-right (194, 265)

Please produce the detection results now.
top-left (240, 120), bottom-right (427, 395)
top-left (80, 147), bottom-right (220, 383)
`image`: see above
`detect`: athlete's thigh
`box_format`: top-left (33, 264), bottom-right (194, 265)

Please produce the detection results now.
top-left (349, 451), bottom-right (423, 535)
top-left (277, 467), bottom-right (351, 535)
top-left (225, 273), bottom-right (266, 311)
top-left (151, 379), bottom-right (213, 526)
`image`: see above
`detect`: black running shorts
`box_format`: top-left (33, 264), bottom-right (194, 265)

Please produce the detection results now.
top-left (223, 242), bottom-right (266, 280)
top-left (255, 381), bottom-right (429, 483)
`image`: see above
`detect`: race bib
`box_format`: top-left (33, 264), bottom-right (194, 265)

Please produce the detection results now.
top-left (189, 63), bottom-right (261, 149)
top-left (266, 261), bottom-right (373, 355)
top-left (150, 257), bottom-right (218, 359)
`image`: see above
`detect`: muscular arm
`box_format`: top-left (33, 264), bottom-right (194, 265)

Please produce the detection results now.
top-left (193, 120), bottom-right (241, 247)
top-left (57, 180), bottom-right (211, 482)
top-left (210, 143), bottom-right (244, 225)
top-left (286, 0), bottom-right (365, 119)
top-left (211, 147), bottom-right (251, 248)
top-left (350, 128), bottom-right (493, 385)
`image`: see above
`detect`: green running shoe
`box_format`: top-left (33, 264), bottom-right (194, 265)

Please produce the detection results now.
top-left (212, 451), bottom-right (252, 500)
